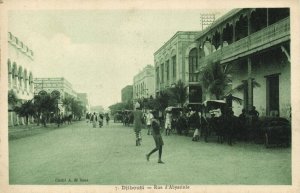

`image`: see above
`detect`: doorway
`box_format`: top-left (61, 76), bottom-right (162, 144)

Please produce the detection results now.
top-left (266, 74), bottom-right (280, 116)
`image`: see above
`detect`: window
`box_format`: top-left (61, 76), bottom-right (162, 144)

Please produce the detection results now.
top-left (161, 63), bottom-right (164, 83)
top-left (166, 60), bottom-right (169, 82)
top-left (172, 56), bottom-right (176, 80)
top-left (156, 67), bottom-right (160, 87)
top-left (189, 48), bottom-right (198, 82)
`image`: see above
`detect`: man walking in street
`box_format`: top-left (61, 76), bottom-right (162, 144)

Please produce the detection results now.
top-left (90, 112), bottom-right (98, 128)
top-left (146, 111), bottom-right (164, 164)
top-left (133, 102), bottom-right (143, 146)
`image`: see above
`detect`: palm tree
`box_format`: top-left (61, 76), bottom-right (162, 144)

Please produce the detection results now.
top-left (201, 61), bottom-right (244, 106)
top-left (201, 61), bottom-right (232, 100)
top-left (228, 79), bottom-right (261, 94)
top-left (155, 90), bottom-right (170, 111)
top-left (170, 80), bottom-right (188, 107)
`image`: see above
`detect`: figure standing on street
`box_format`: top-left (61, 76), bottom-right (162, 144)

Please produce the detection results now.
top-left (90, 112), bottom-right (98, 128)
top-left (146, 110), bottom-right (154, 135)
top-left (99, 113), bottom-right (104, 128)
top-left (165, 111), bottom-right (172, 136)
top-left (105, 113), bottom-right (110, 125)
top-left (86, 112), bottom-right (90, 124)
top-left (146, 112), bottom-right (164, 164)
top-left (133, 102), bottom-right (143, 146)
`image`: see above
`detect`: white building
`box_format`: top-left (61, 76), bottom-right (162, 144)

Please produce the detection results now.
top-left (7, 32), bottom-right (35, 126)
top-left (133, 65), bottom-right (155, 101)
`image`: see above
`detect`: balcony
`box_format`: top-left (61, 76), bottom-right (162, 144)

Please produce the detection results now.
top-left (198, 17), bottom-right (290, 66)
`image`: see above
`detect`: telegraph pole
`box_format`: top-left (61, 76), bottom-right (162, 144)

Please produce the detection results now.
top-left (200, 13), bottom-right (216, 30)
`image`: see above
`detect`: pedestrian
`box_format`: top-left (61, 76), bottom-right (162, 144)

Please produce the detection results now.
top-left (133, 102), bottom-right (143, 146)
top-left (86, 112), bottom-right (90, 124)
top-left (165, 110), bottom-right (172, 136)
top-left (177, 111), bottom-right (187, 135)
top-left (99, 113), bottom-right (104, 127)
top-left (192, 111), bottom-right (201, 141)
top-left (105, 113), bottom-right (110, 125)
top-left (146, 110), bottom-right (154, 135)
top-left (90, 112), bottom-right (98, 128)
top-left (146, 112), bottom-right (164, 164)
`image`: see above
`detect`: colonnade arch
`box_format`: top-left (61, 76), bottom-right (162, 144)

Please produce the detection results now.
top-left (8, 59), bottom-right (33, 92)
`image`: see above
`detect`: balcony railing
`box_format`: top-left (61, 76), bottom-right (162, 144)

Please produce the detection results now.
top-left (198, 17), bottom-right (290, 66)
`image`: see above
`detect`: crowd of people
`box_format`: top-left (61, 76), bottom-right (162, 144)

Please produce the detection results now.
top-left (132, 102), bottom-right (261, 151)
top-left (85, 112), bottom-right (110, 128)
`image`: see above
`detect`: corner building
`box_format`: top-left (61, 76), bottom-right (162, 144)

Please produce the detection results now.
top-left (154, 31), bottom-right (202, 104)
top-left (34, 77), bottom-right (78, 114)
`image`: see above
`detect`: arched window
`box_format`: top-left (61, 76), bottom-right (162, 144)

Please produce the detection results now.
top-left (189, 48), bottom-right (198, 82)
top-left (235, 14), bottom-right (248, 41)
top-left (12, 62), bottom-right (17, 79)
top-left (7, 59), bottom-right (11, 74)
top-left (24, 69), bottom-right (28, 89)
top-left (39, 90), bottom-right (47, 96)
top-left (29, 72), bottom-right (33, 86)
top-left (18, 66), bottom-right (23, 87)
top-left (222, 23), bottom-right (234, 45)
top-left (51, 90), bottom-right (61, 99)
top-left (8, 60), bottom-right (12, 85)
top-left (250, 8), bottom-right (267, 34)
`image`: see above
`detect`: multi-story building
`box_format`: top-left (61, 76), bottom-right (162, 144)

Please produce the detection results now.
top-left (154, 31), bottom-right (201, 104)
top-left (34, 77), bottom-right (78, 114)
top-left (77, 93), bottom-right (90, 112)
top-left (133, 65), bottom-right (155, 101)
top-left (7, 32), bottom-right (35, 126)
top-left (121, 85), bottom-right (133, 103)
top-left (195, 8), bottom-right (290, 118)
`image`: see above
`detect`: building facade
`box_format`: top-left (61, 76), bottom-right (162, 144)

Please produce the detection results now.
top-left (77, 93), bottom-right (90, 112)
top-left (121, 85), bottom-right (133, 103)
top-left (133, 65), bottom-right (155, 101)
top-left (8, 32), bottom-right (35, 126)
top-left (194, 8), bottom-right (290, 118)
top-left (34, 77), bottom-right (78, 114)
top-left (154, 31), bottom-right (201, 104)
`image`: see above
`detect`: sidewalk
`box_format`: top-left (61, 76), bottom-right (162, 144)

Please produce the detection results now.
top-left (9, 121), bottom-right (79, 140)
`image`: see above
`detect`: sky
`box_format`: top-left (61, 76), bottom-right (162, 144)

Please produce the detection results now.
top-left (8, 9), bottom-right (228, 109)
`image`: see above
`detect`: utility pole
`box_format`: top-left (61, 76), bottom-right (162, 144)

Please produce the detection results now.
top-left (200, 13), bottom-right (216, 30)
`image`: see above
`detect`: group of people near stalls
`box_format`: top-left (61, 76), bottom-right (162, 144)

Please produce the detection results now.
top-left (86, 112), bottom-right (110, 128)
top-left (132, 102), bottom-right (260, 163)
top-left (134, 102), bottom-right (260, 147)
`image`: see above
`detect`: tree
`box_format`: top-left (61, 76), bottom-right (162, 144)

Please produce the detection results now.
top-left (201, 61), bottom-right (231, 100)
top-left (71, 99), bottom-right (86, 120)
top-left (62, 97), bottom-right (74, 114)
top-left (201, 61), bottom-right (243, 106)
top-left (170, 80), bottom-right (188, 107)
top-left (33, 93), bottom-right (58, 126)
top-left (155, 90), bottom-right (171, 111)
top-left (14, 100), bottom-right (35, 125)
top-left (8, 90), bottom-right (19, 110)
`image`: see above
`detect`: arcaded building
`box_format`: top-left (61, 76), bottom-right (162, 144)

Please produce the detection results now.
top-left (194, 8), bottom-right (290, 118)
top-left (34, 77), bottom-right (78, 114)
top-left (7, 32), bottom-right (35, 126)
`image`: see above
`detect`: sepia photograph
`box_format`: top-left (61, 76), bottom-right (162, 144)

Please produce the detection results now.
top-left (0, 0), bottom-right (299, 192)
